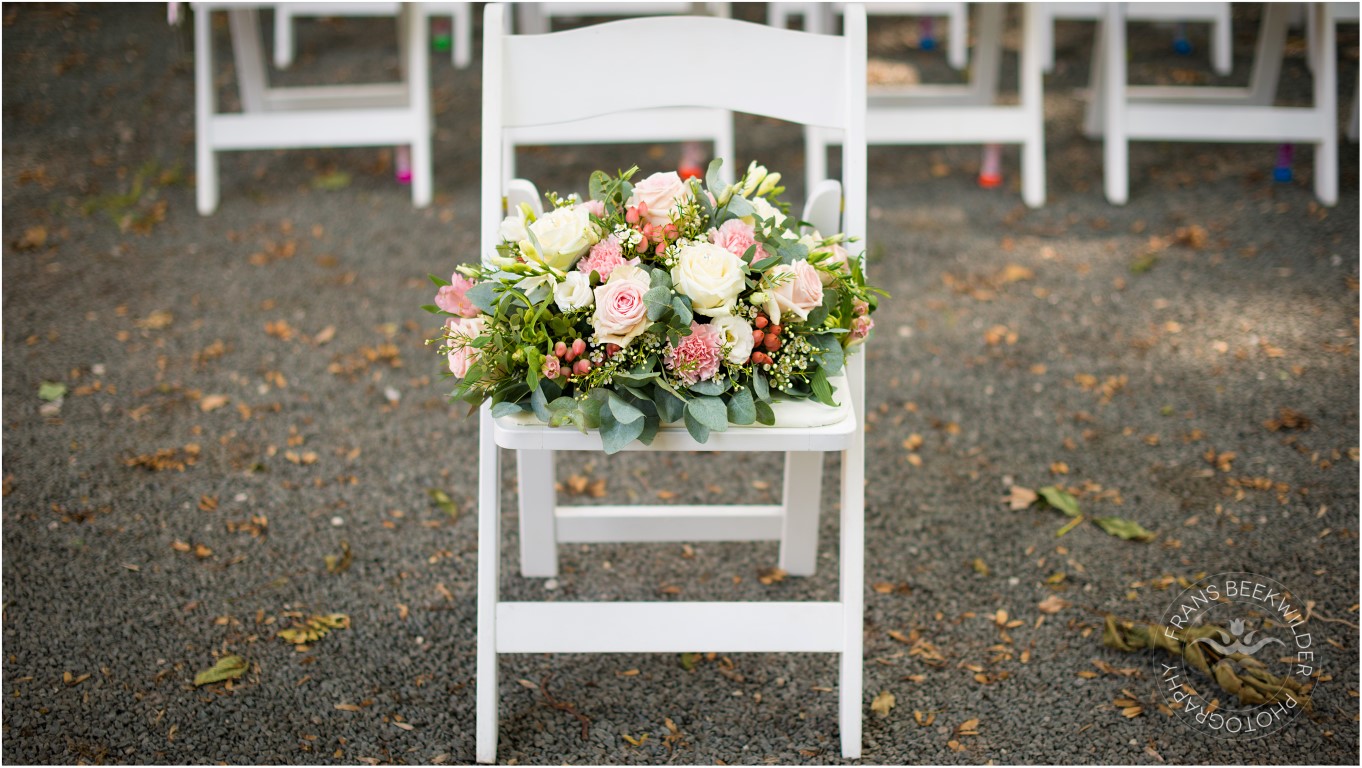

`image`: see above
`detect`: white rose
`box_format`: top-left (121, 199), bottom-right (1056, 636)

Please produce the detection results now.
top-left (710, 314), bottom-right (754, 364)
top-left (520, 205), bottom-right (600, 271)
top-left (744, 196), bottom-right (787, 228)
top-left (671, 242), bottom-right (746, 318)
top-left (626, 171), bottom-right (692, 226)
top-left (553, 271), bottom-right (594, 312)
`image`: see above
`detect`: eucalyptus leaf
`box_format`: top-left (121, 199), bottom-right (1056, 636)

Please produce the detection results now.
top-left (754, 400), bottom-right (776, 426)
top-left (599, 408), bottom-right (644, 454)
top-left (490, 401), bottom-right (526, 418)
top-left (727, 387), bottom-right (756, 425)
top-left (685, 396), bottom-right (728, 432)
top-left (643, 286), bottom-right (673, 321)
top-left (688, 378), bottom-right (730, 397)
top-left (654, 388), bottom-right (685, 423)
top-left (704, 157), bottom-right (725, 197)
top-left (607, 393), bottom-right (645, 424)
top-left (683, 409), bottom-right (710, 443)
top-left (465, 281), bottom-right (498, 314)
top-left (752, 371), bottom-right (770, 402)
top-left (671, 296), bottom-right (693, 326)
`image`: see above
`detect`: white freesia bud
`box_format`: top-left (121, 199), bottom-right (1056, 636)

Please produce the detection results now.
top-left (756, 172), bottom-right (781, 197)
top-left (748, 291), bottom-right (769, 306)
top-left (741, 162), bottom-right (768, 196)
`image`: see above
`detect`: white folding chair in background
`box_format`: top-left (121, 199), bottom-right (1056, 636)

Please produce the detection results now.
top-left (273, 2), bottom-right (473, 69)
top-left (191, 1), bottom-right (432, 214)
top-left (1087, 2), bottom-right (1341, 206)
top-left (769, 1), bottom-right (970, 70)
top-left (476, 3), bottom-right (869, 761)
top-left (1036, 2), bottom-right (1232, 76)
top-left (800, 2), bottom-right (1047, 207)
top-left (502, 2), bottom-right (735, 185)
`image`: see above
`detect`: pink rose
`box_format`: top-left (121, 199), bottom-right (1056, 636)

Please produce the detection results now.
top-left (626, 171), bottom-right (691, 226)
top-left (664, 322), bottom-right (723, 386)
top-left (579, 199), bottom-right (606, 219)
top-left (445, 316), bottom-right (486, 378)
top-left (435, 273), bottom-right (480, 318)
top-left (576, 236), bottom-right (638, 281)
top-left (710, 219), bottom-right (767, 263)
top-left (590, 265), bottom-right (653, 347)
top-left (765, 259), bottom-right (823, 325)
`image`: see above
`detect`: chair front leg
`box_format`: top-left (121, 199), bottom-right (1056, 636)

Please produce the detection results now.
top-left (476, 408), bottom-right (501, 764)
top-left (517, 449), bottom-right (559, 577)
top-left (779, 451), bottom-right (823, 576)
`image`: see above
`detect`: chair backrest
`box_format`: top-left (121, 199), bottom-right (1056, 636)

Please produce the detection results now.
top-left (481, 3), bottom-right (867, 270)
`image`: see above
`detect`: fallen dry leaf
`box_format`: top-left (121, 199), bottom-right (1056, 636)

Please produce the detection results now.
top-left (1005, 485), bottom-right (1038, 510)
top-left (870, 690), bottom-right (896, 717)
top-left (199, 394), bottom-right (230, 412)
top-left (1038, 595), bottom-right (1069, 614)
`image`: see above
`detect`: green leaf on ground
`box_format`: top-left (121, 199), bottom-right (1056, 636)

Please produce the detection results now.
top-left (1037, 485), bottom-right (1081, 517)
top-left (427, 488), bottom-right (458, 518)
top-left (194, 655), bottom-right (248, 687)
top-left (1093, 516), bottom-right (1156, 542)
top-left (38, 381), bottom-right (67, 402)
top-left (311, 171), bottom-right (351, 191)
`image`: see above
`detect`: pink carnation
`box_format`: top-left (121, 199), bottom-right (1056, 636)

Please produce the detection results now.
top-left (576, 236), bottom-right (637, 281)
top-left (541, 355), bottom-right (562, 380)
top-left (446, 316), bottom-right (486, 378)
top-left (435, 273), bottom-right (480, 318)
top-left (711, 219), bottom-right (766, 263)
top-left (664, 321), bottom-right (723, 386)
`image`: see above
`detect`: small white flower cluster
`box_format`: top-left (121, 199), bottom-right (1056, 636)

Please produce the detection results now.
top-left (764, 334), bottom-right (815, 392)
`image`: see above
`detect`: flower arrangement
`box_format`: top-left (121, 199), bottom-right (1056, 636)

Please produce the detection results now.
top-left (426, 160), bottom-right (881, 454)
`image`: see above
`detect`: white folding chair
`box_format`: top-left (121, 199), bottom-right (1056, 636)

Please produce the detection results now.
top-left (1036, 2), bottom-right (1232, 76)
top-left (476, 3), bottom-right (868, 761)
top-left (273, 2), bottom-right (473, 69)
top-left (1087, 2), bottom-right (1340, 206)
top-left (191, 2), bottom-right (432, 214)
top-left (803, 2), bottom-right (1047, 208)
top-left (769, 1), bottom-right (969, 70)
top-left (502, 2), bottom-right (735, 184)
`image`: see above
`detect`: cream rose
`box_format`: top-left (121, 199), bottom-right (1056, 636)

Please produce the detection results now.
top-left (553, 271), bottom-right (593, 312)
top-left (765, 259), bottom-right (823, 325)
top-left (671, 242), bottom-right (746, 318)
top-left (626, 171), bottom-right (692, 226)
top-left (520, 205), bottom-right (599, 271)
top-left (590, 265), bottom-right (653, 347)
top-left (710, 314), bottom-right (754, 364)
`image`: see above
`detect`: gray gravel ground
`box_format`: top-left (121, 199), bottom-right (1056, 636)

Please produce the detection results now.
top-left (3, 3), bottom-right (1359, 765)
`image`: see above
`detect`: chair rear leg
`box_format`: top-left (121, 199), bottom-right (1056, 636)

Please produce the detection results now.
top-left (779, 451), bottom-right (823, 576)
top-left (194, 7), bottom-right (220, 215)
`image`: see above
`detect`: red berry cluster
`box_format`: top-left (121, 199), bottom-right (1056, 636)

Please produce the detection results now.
top-left (749, 313), bottom-right (782, 366)
top-left (624, 201), bottom-right (680, 257)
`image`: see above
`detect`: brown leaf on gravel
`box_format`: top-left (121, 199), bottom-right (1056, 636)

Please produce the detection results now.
top-left (199, 394), bottom-right (230, 412)
top-left (125, 444), bottom-right (200, 472)
top-left (984, 325), bottom-right (1017, 346)
top-left (954, 718), bottom-right (980, 736)
top-left (1264, 408), bottom-right (1312, 432)
top-left (757, 567), bottom-right (787, 585)
top-left (871, 690), bottom-right (895, 717)
top-left (313, 325), bottom-right (337, 345)
top-left (1038, 595), bottom-right (1069, 614)
top-left (1203, 449), bottom-right (1236, 472)
top-left (3, 474), bottom-right (13, 496)
top-left (1004, 485), bottom-right (1037, 510)
top-left (133, 310), bottom-right (173, 330)
top-left (16, 226), bottom-right (47, 250)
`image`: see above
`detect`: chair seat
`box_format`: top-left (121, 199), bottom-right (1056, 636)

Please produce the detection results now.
top-left (494, 373), bottom-right (856, 452)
